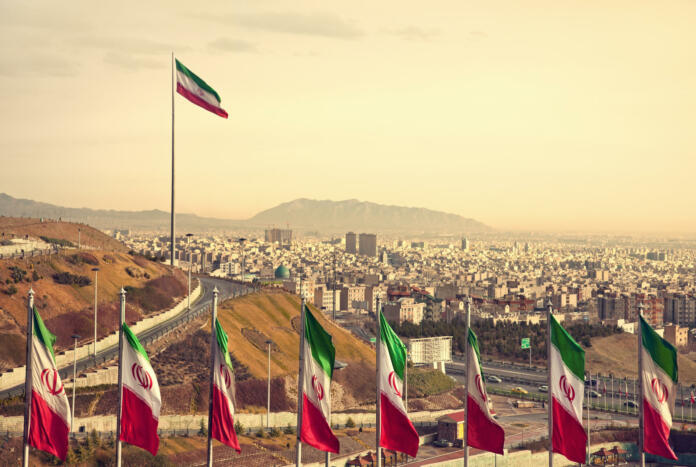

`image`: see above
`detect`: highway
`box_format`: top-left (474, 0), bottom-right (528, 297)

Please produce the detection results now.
top-left (0, 276), bottom-right (251, 399)
top-left (447, 358), bottom-right (696, 421)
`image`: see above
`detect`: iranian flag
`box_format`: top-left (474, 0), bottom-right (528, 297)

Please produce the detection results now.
top-left (549, 313), bottom-right (587, 464)
top-left (300, 306), bottom-right (339, 453)
top-left (211, 318), bottom-right (241, 453)
top-left (466, 328), bottom-right (504, 454)
top-left (120, 323), bottom-right (161, 456)
top-left (640, 316), bottom-right (678, 460)
top-left (378, 312), bottom-right (419, 457)
top-left (28, 307), bottom-right (70, 461)
top-left (176, 59), bottom-right (228, 118)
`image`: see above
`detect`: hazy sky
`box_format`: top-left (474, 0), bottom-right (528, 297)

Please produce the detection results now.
top-left (1, 0), bottom-right (695, 232)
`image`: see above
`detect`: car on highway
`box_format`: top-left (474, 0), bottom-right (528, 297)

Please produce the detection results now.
top-left (584, 379), bottom-right (598, 387)
top-left (538, 385), bottom-right (548, 393)
top-left (511, 387), bottom-right (529, 395)
top-left (623, 400), bottom-right (638, 408)
top-left (486, 375), bottom-right (502, 383)
top-left (589, 390), bottom-right (602, 398)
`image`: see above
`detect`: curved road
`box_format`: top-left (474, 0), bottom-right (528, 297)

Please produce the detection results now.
top-left (1, 276), bottom-right (251, 399)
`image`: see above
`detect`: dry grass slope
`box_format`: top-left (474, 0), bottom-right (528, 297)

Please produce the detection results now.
top-left (0, 217), bottom-right (127, 252)
top-left (587, 333), bottom-right (696, 381)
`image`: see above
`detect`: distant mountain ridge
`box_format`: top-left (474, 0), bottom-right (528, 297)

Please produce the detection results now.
top-left (0, 193), bottom-right (489, 233)
top-left (247, 198), bottom-right (490, 232)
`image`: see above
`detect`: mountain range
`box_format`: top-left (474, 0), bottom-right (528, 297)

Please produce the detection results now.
top-left (0, 193), bottom-right (489, 234)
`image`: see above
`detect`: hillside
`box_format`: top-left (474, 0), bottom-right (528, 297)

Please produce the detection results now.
top-left (0, 216), bottom-right (126, 252)
top-left (248, 198), bottom-right (490, 233)
top-left (586, 333), bottom-right (696, 381)
top-left (217, 291), bottom-right (378, 405)
top-left (0, 250), bottom-right (187, 369)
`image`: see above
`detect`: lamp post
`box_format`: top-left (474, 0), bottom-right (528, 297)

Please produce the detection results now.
top-left (266, 339), bottom-right (273, 430)
top-left (238, 238), bottom-right (247, 282)
top-left (77, 228), bottom-right (81, 250)
top-left (91, 267), bottom-right (99, 359)
top-left (186, 233), bottom-right (193, 310)
top-left (71, 334), bottom-right (80, 435)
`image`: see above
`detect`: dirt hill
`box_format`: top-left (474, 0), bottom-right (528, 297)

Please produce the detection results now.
top-left (0, 250), bottom-right (187, 369)
top-left (586, 333), bottom-right (696, 381)
top-left (0, 217), bottom-right (127, 252)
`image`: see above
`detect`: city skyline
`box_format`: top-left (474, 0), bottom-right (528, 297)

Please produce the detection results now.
top-left (1, 1), bottom-right (695, 232)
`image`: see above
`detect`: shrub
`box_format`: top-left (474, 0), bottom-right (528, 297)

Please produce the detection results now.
top-left (39, 236), bottom-right (73, 248)
top-left (269, 426), bottom-right (281, 437)
top-left (283, 424), bottom-right (295, 435)
top-left (52, 272), bottom-right (91, 287)
top-left (4, 285), bottom-right (17, 296)
top-left (345, 417), bottom-right (356, 428)
top-left (234, 420), bottom-right (245, 434)
top-left (255, 428), bottom-right (266, 438)
top-left (198, 418), bottom-right (207, 436)
top-left (67, 252), bottom-right (99, 266)
top-left (31, 271), bottom-right (39, 282)
top-left (9, 266), bottom-right (26, 283)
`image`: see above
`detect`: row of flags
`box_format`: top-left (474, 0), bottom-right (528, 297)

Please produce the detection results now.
top-left (23, 289), bottom-right (240, 465)
top-left (21, 287), bottom-right (683, 465)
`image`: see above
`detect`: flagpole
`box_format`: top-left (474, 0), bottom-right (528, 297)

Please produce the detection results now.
top-left (116, 288), bottom-right (126, 467)
top-left (295, 298), bottom-right (307, 467)
top-left (170, 51), bottom-right (176, 268)
top-left (546, 299), bottom-right (553, 467)
top-left (22, 288), bottom-right (35, 467)
top-left (463, 297), bottom-right (471, 467)
top-left (376, 297), bottom-right (382, 467)
top-left (637, 303), bottom-right (645, 467)
top-left (206, 288), bottom-right (219, 467)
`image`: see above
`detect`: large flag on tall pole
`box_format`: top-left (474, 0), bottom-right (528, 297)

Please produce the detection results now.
top-left (639, 315), bottom-right (678, 460)
top-left (377, 310), bottom-right (419, 458)
top-left (466, 328), bottom-right (505, 454)
top-left (119, 322), bottom-right (161, 456)
top-left (298, 305), bottom-right (339, 453)
top-left (210, 316), bottom-right (241, 453)
top-left (176, 59), bottom-right (228, 118)
top-left (27, 305), bottom-right (71, 461)
top-left (549, 312), bottom-right (587, 464)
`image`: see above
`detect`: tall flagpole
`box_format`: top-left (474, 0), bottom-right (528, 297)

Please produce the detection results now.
top-left (375, 297), bottom-right (382, 467)
top-left (116, 288), bottom-right (126, 467)
top-left (206, 288), bottom-right (219, 467)
top-left (586, 371), bottom-right (590, 465)
top-left (170, 52), bottom-right (176, 267)
top-left (463, 297), bottom-right (471, 467)
top-left (22, 288), bottom-right (35, 467)
top-left (546, 299), bottom-right (553, 467)
top-left (295, 298), bottom-right (307, 467)
top-left (637, 303), bottom-right (645, 467)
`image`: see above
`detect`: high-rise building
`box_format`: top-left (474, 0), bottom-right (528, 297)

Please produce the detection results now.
top-left (461, 237), bottom-right (469, 251)
top-left (358, 233), bottom-right (377, 257)
top-left (264, 228), bottom-right (292, 244)
top-left (345, 232), bottom-right (357, 254)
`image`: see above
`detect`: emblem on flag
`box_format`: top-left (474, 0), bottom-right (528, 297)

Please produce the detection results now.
top-left (388, 371), bottom-right (402, 397)
top-left (132, 363), bottom-right (153, 390)
top-left (559, 375), bottom-right (575, 402)
top-left (41, 368), bottom-right (65, 396)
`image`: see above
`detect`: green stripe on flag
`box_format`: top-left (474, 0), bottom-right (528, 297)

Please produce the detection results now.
top-left (380, 311), bottom-right (406, 381)
top-left (215, 318), bottom-right (234, 370)
top-left (33, 306), bottom-right (57, 363)
top-left (175, 59), bottom-right (222, 103)
top-left (640, 316), bottom-right (677, 383)
top-left (550, 314), bottom-right (585, 381)
top-left (305, 306), bottom-right (335, 378)
top-left (123, 323), bottom-right (149, 363)
top-left (467, 328), bottom-right (481, 364)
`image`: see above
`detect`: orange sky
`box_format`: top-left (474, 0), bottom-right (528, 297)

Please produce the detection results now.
top-left (1, 0), bottom-right (695, 232)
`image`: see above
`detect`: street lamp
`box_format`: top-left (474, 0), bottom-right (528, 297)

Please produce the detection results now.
top-left (92, 267), bottom-right (99, 359)
top-left (266, 339), bottom-right (273, 430)
top-left (238, 238), bottom-right (247, 282)
top-left (186, 233), bottom-right (194, 310)
top-left (71, 334), bottom-right (80, 435)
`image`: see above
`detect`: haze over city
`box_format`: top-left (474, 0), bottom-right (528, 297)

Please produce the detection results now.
top-left (1, 1), bottom-right (695, 233)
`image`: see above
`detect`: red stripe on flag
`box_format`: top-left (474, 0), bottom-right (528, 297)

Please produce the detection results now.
top-left (28, 390), bottom-right (69, 461)
top-left (120, 386), bottom-right (159, 456)
top-left (300, 393), bottom-right (339, 453)
top-left (552, 396), bottom-right (587, 464)
top-left (379, 393), bottom-right (419, 457)
top-left (211, 385), bottom-right (241, 453)
top-left (643, 398), bottom-right (678, 460)
top-left (466, 395), bottom-right (504, 455)
top-left (177, 83), bottom-right (228, 118)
